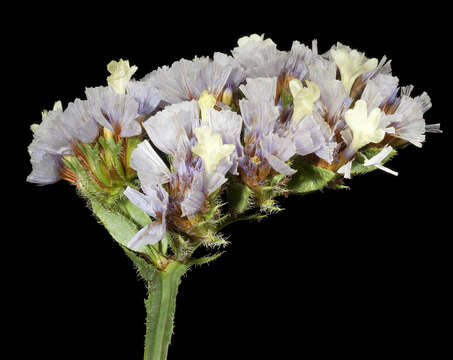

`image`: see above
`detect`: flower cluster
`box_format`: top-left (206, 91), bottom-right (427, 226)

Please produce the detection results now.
top-left (27, 35), bottom-right (440, 261)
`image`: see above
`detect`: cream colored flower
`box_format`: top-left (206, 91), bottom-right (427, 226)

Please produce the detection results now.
top-left (331, 48), bottom-right (378, 94)
top-left (289, 79), bottom-right (320, 125)
top-left (191, 126), bottom-right (235, 173)
top-left (198, 91), bottom-right (216, 120)
top-left (345, 100), bottom-right (385, 153)
top-left (237, 33), bottom-right (276, 47)
top-left (107, 59), bottom-right (138, 94)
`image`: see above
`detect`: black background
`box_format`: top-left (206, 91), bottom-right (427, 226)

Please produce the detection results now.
top-left (9, 4), bottom-right (450, 359)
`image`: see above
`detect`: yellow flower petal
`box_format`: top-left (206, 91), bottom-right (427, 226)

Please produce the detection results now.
top-left (237, 33), bottom-right (275, 47)
top-left (191, 126), bottom-right (235, 173)
top-left (345, 100), bottom-right (385, 153)
top-left (107, 59), bottom-right (137, 94)
top-left (331, 48), bottom-right (378, 94)
top-left (289, 79), bottom-right (320, 124)
top-left (198, 91), bottom-right (216, 120)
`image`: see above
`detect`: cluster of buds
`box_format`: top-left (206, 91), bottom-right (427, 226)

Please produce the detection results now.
top-left (27, 35), bottom-right (440, 268)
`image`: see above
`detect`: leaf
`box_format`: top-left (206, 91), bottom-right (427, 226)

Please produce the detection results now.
top-left (351, 147), bottom-right (397, 174)
top-left (90, 199), bottom-right (138, 247)
top-left (123, 247), bottom-right (158, 281)
top-left (287, 157), bottom-right (336, 194)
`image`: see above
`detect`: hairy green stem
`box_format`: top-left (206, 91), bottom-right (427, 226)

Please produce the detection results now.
top-left (144, 261), bottom-right (188, 360)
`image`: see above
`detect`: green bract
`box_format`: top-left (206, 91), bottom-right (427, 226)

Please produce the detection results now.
top-left (287, 158), bottom-right (336, 194)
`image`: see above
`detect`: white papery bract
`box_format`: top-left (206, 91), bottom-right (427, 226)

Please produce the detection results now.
top-left (363, 145), bottom-right (398, 176)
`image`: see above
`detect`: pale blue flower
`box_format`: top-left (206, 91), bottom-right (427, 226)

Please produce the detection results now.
top-left (126, 80), bottom-right (162, 116)
top-left (124, 184), bottom-right (169, 250)
top-left (142, 57), bottom-right (237, 105)
top-left (382, 87), bottom-right (440, 147)
top-left (27, 99), bottom-right (100, 184)
top-left (85, 86), bottom-right (141, 137)
top-left (231, 34), bottom-right (288, 78)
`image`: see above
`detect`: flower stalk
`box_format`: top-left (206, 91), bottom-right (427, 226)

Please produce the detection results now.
top-left (143, 261), bottom-right (188, 360)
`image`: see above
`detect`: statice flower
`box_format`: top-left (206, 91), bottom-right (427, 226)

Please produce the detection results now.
top-left (123, 96), bottom-right (241, 250)
top-left (26, 37), bottom-right (440, 360)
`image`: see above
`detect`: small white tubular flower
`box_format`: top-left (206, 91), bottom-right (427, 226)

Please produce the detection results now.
top-left (198, 91), bottom-right (217, 120)
top-left (237, 33), bottom-right (276, 47)
top-left (331, 48), bottom-right (378, 94)
top-left (363, 145), bottom-right (398, 176)
top-left (191, 126), bottom-right (235, 173)
top-left (107, 59), bottom-right (138, 95)
top-left (344, 100), bottom-right (385, 155)
top-left (289, 79), bottom-right (320, 124)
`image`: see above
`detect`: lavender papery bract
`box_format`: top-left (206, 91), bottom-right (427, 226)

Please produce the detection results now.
top-left (85, 86), bottom-right (142, 137)
top-left (142, 57), bottom-right (243, 105)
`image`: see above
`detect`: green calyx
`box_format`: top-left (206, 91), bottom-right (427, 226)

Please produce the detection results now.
top-left (63, 136), bottom-right (141, 203)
